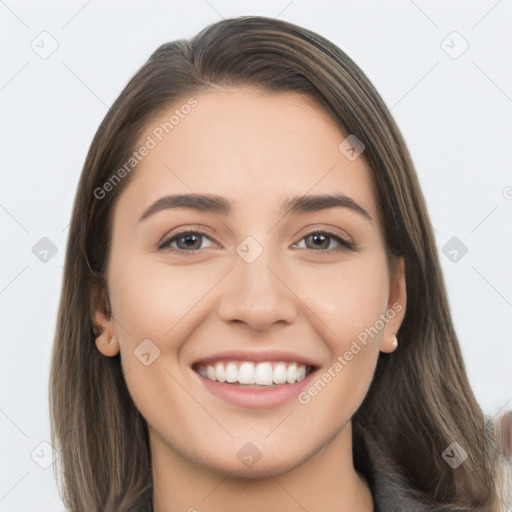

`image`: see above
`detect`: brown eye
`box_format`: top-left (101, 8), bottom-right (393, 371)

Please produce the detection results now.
top-left (297, 230), bottom-right (354, 253)
top-left (158, 230), bottom-right (216, 253)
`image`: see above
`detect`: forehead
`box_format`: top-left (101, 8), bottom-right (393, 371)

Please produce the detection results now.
top-left (118, 88), bottom-right (379, 224)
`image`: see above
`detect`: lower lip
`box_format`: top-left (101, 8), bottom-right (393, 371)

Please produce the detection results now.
top-left (195, 370), bottom-right (316, 409)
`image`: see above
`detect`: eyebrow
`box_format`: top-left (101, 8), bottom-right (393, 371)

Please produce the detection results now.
top-left (137, 193), bottom-right (373, 224)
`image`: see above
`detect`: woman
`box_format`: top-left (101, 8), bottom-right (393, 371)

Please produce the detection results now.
top-left (49, 15), bottom-right (510, 512)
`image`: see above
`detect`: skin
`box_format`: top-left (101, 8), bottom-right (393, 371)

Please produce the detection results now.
top-left (94, 88), bottom-right (407, 512)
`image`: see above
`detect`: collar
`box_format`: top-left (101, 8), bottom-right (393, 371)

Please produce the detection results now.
top-left (364, 434), bottom-right (452, 512)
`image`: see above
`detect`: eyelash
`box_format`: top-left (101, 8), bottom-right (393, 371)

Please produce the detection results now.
top-left (158, 228), bottom-right (355, 256)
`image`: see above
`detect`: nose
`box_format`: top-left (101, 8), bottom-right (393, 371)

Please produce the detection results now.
top-left (217, 250), bottom-right (298, 332)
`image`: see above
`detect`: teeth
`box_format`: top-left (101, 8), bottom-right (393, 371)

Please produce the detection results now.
top-left (215, 362), bottom-right (225, 383)
top-left (254, 362), bottom-right (273, 385)
top-left (206, 365), bottom-right (216, 380)
top-left (225, 362), bottom-right (238, 383)
top-left (286, 362), bottom-right (297, 384)
top-left (273, 362), bottom-right (287, 384)
top-left (238, 362), bottom-right (255, 384)
top-left (196, 360), bottom-right (311, 386)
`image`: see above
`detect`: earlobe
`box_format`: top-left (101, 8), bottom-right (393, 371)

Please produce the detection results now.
top-left (91, 284), bottom-right (119, 357)
top-left (95, 330), bottom-right (120, 357)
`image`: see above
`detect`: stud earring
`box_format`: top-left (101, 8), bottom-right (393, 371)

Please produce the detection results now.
top-left (391, 335), bottom-right (398, 349)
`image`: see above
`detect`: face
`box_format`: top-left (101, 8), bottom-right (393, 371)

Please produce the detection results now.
top-left (94, 88), bottom-right (406, 477)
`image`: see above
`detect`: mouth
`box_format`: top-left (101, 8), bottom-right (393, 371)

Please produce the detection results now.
top-left (192, 360), bottom-right (315, 387)
top-left (191, 357), bottom-right (320, 409)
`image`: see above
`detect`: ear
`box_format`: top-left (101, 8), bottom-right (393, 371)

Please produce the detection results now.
top-left (380, 256), bottom-right (407, 354)
top-left (91, 282), bottom-right (120, 357)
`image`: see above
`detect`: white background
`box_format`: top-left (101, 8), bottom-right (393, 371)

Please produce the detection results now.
top-left (1, 1), bottom-right (511, 510)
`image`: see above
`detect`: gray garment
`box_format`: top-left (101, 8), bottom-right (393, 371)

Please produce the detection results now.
top-left (370, 460), bottom-right (439, 511)
top-left (365, 434), bottom-right (470, 512)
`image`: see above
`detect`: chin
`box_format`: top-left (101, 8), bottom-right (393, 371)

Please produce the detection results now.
top-left (194, 441), bottom-right (311, 479)
top-left (213, 457), bottom-right (300, 479)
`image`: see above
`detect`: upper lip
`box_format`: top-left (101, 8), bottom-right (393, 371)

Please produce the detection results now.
top-left (191, 350), bottom-right (321, 369)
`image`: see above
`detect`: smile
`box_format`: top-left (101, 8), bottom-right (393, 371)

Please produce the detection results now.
top-left (192, 357), bottom-right (319, 409)
top-left (194, 360), bottom-right (313, 387)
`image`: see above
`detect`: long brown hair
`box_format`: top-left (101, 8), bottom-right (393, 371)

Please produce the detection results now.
top-left (49, 15), bottom-right (510, 511)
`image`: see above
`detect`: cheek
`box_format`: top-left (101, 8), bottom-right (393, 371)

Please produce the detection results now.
top-left (107, 258), bottom-right (217, 428)
top-left (109, 258), bottom-right (216, 342)
top-left (298, 255), bottom-right (390, 351)
top-left (107, 256), bottom-right (226, 404)
top-left (294, 259), bottom-right (388, 419)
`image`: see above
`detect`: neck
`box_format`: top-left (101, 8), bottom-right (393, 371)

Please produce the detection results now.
top-left (150, 422), bottom-right (374, 512)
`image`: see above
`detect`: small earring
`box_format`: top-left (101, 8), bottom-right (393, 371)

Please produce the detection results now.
top-left (391, 335), bottom-right (398, 349)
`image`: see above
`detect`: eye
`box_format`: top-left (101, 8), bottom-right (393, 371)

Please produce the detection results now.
top-left (294, 230), bottom-right (355, 254)
top-left (158, 229), bottom-right (218, 254)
